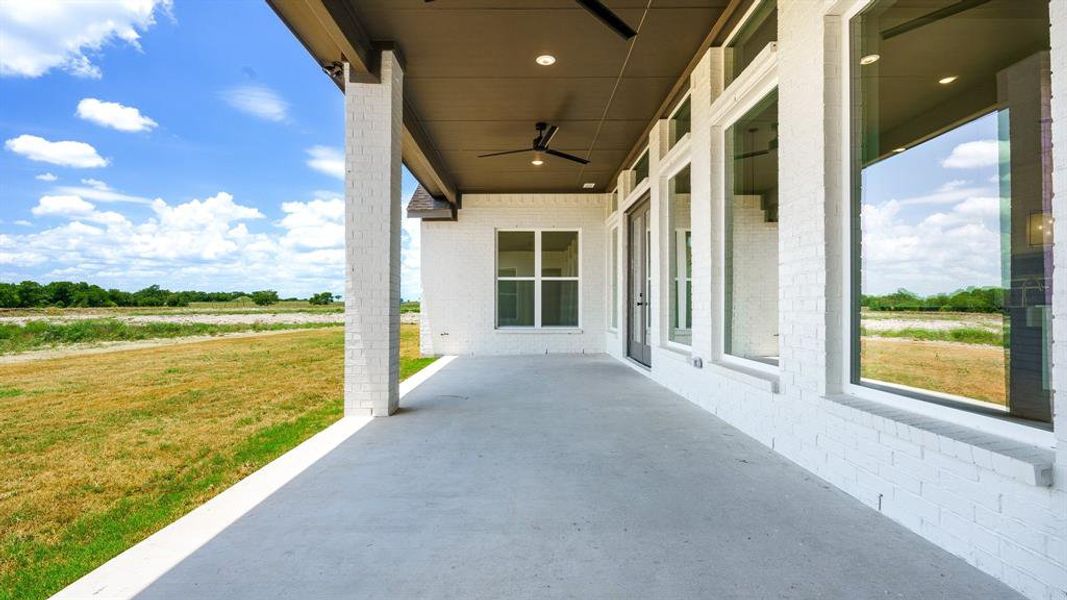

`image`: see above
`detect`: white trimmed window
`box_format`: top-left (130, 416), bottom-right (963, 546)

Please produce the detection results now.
top-left (496, 230), bottom-right (580, 328)
top-left (668, 165), bottom-right (692, 345)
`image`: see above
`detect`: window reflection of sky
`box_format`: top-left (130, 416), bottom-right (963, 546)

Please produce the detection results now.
top-left (861, 112), bottom-right (1003, 296)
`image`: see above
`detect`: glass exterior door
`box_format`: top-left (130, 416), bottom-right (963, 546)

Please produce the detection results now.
top-left (628, 198), bottom-right (652, 366)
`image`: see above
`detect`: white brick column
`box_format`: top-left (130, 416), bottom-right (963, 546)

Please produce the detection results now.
top-left (343, 52), bottom-right (403, 417)
top-left (688, 47), bottom-right (722, 363)
top-left (777, 0), bottom-right (841, 397)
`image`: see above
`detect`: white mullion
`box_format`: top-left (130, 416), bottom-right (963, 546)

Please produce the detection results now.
top-left (534, 230), bottom-right (542, 328)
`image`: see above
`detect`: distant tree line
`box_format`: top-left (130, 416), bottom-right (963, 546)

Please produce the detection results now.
top-left (0, 280), bottom-right (319, 308)
top-left (862, 287), bottom-right (1003, 313)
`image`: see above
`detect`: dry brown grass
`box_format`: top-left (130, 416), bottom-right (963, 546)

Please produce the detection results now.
top-left (861, 337), bottom-right (1006, 406)
top-left (0, 324), bottom-right (429, 599)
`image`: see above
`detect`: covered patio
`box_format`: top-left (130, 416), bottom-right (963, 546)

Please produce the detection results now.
top-left (62, 355), bottom-right (1021, 598)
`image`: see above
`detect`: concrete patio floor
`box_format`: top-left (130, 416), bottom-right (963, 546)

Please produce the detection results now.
top-left (111, 355), bottom-right (1019, 598)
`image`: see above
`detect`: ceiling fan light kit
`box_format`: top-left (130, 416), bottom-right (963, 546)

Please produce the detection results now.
top-left (478, 122), bottom-right (590, 166)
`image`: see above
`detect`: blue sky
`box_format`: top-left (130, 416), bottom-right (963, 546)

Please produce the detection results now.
top-left (0, 0), bottom-right (422, 299)
top-left (860, 112), bottom-right (1005, 297)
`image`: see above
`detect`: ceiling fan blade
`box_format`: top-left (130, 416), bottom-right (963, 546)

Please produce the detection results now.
top-left (734, 148), bottom-right (774, 160)
top-left (575, 0), bottom-right (637, 40)
top-left (539, 125), bottom-right (560, 149)
top-left (478, 148), bottom-right (533, 158)
top-left (881, 0), bottom-right (992, 40)
top-left (545, 148), bottom-right (590, 165)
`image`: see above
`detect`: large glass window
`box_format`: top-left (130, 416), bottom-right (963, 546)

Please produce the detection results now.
top-left (724, 90), bottom-right (779, 365)
top-left (496, 230), bottom-right (580, 328)
top-left (669, 96), bottom-right (692, 148)
top-left (724, 0), bottom-right (777, 87)
top-left (850, 0), bottom-right (1052, 424)
top-left (668, 165), bottom-right (692, 345)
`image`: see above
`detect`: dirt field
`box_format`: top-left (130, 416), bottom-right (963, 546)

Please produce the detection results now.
top-left (861, 337), bottom-right (1006, 406)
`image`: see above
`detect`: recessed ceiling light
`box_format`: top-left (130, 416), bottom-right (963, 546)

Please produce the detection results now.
top-left (859, 54), bottom-right (880, 65)
top-left (531, 158), bottom-right (544, 166)
top-left (893, 147), bottom-right (906, 153)
top-left (535, 55), bottom-right (556, 66)
top-left (938, 75), bottom-right (958, 85)
top-left (582, 182), bottom-right (596, 189)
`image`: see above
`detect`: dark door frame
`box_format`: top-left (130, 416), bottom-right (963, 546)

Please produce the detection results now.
top-left (626, 195), bottom-right (652, 367)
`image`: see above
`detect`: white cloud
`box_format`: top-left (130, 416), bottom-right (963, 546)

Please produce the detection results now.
top-left (279, 197), bottom-right (344, 250)
top-left (221, 85), bottom-right (288, 122)
top-left (942, 140), bottom-right (1001, 169)
top-left (54, 180), bottom-right (149, 204)
top-left (35, 172), bottom-right (57, 182)
top-left (0, 0), bottom-right (172, 79)
top-left (895, 180), bottom-right (995, 208)
top-left (32, 195), bottom-right (96, 217)
top-left (306, 146), bottom-right (344, 180)
top-left (76, 98), bottom-right (157, 132)
top-left (861, 194), bottom-right (1002, 296)
top-left (953, 196), bottom-right (1001, 219)
top-left (13, 220), bottom-right (31, 227)
top-left (5, 134), bottom-right (107, 168)
top-left (3, 189), bottom-right (423, 299)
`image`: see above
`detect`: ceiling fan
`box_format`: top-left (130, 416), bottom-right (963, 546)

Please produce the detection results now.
top-left (734, 124), bottom-right (778, 160)
top-left (423, 0), bottom-right (637, 40)
top-left (478, 122), bottom-right (590, 165)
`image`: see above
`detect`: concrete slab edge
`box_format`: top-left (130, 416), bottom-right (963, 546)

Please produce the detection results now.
top-left (53, 355), bottom-right (458, 599)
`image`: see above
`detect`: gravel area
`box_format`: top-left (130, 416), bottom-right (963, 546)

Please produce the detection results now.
top-left (861, 315), bottom-right (1001, 332)
top-left (0, 311), bottom-right (421, 326)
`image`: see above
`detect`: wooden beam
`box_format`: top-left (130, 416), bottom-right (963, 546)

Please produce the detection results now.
top-left (268, 0), bottom-right (458, 206)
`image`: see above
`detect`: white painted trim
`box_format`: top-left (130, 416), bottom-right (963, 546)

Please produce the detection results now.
top-left (659, 135), bottom-right (693, 179)
top-left (55, 356), bottom-right (459, 600)
top-left (840, 382), bottom-right (1054, 448)
top-left (495, 228), bottom-right (582, 330)
top-left (621, 175), bottom-right (652, 214)
top-left (711, 40), bottom-right (780, 375)
top-left (708, 43), bottom-right (779, 126)
top-left (721, 0), bottom-right (771, 49)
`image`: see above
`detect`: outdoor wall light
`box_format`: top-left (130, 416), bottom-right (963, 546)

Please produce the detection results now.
top-left (536, 55), bottom-right (557, 66)
top-left (859, 54), bottom-right (880, 65)
top-left (938, 75), bottom-right (958, 85)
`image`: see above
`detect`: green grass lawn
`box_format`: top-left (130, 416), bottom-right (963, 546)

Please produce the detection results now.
top-left (0, 325), bottom-right (432, 600)
top-left (859, 325), bottom-right (1004, 346)
top-left (0, 319), bottom-right (341, 354)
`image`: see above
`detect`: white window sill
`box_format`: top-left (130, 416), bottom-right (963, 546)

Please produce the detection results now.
top-left (825, 393), bottom-right (1054, 488)
top-left (657, 340), bottom-right (692, 360)
top-left (495, 327), bottom-right (583, 335)
top-left (707, 360), bottom-right (779, 394)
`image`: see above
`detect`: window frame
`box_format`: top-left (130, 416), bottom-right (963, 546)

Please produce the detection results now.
top-left (835, 0), bottom-right (1056, 442)
top-left (495, 228), bottom-right (582, 330)
top-left (709, 39), bottom-right (780, 376)
top-left (668, 93), bottom-right (693, 150)
top-left (659, 156), bottom-right (694, 351)
top-left (633, 149), bottom-right (651, 185)
top-left (721, 0), bottom-right (777, 89)
top-left (609, 225), bottom-right (619, 331)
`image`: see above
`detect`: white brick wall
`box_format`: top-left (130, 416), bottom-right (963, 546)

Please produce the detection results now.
top-left (727, 195), bottom-right (778, 359)
top-left (417, 2), bottom-right (1067, 598)
top-left (421, 194), bottom-right (607, 355)
top-left (343, 54), bottom-right (402, 417)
